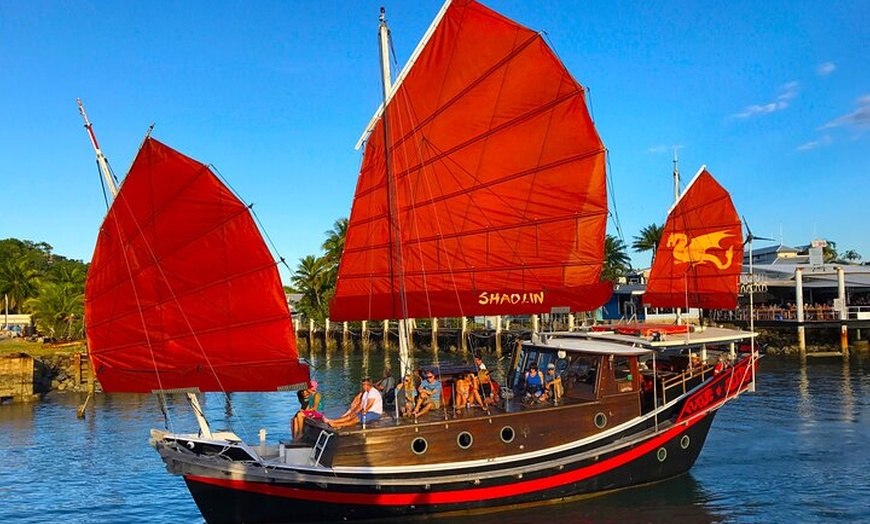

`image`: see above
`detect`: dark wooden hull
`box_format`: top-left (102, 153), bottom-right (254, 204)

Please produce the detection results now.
top-left (182, 413), bottom-right (715, 523)
top-left (153, 353), bottom-right (757, 524)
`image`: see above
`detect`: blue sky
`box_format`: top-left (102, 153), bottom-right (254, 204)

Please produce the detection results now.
top-left (1, 0), bottom-right (867, 280)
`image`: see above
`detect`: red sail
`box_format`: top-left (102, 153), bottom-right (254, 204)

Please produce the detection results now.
top-left (85, 138), bottom-right (308, 393)
top-left (644, 168), bottom-right (744, 310)
top-left (330, 0), bottom-right (611, 321)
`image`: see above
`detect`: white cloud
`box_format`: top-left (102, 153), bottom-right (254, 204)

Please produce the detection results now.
top-left (732, 81), bottom-right (799, 119)
top-left (796, 135), bottom-right (832, 151)
top-left (821, 94), bottom-right (870, 130)
top-left (817, 62), bottom-right (836, 76)
top-left (647, 145), bottom-right (684, 154)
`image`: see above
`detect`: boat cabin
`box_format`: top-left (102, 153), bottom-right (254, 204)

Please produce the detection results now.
top-left (510, 336), bottom-right (649, 404)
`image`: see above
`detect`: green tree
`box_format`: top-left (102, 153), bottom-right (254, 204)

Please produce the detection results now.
top-left (45, 259), bottom-right (88, 286)
top-left (292, 255), bottom-right (333, 323)
top-left (822, 240), bottom-right (839, 263)
top-left (843, 249), bottom-right (862, 263)
top-left (26, 281), bottom-right (85, 340)
top-left (322, 218), bottom-right (348, 267)
top-left (602, 234), bottom-right (631, 282)
top-left (631, 223), bottom-right (663, 267)
top-left (0, 257), bottom-right (41, 313)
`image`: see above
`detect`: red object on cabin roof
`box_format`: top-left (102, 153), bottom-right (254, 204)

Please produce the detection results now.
top-left (85, 137), bottom-right (308, 393)
top-left (330, 0), bottom-right (611, 321)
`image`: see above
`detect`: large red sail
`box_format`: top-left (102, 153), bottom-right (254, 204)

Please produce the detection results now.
top-left (85, 137), bottom-right (308, 393)
top-left (331, 0), bottom-right (611, 321)
top-left (644, 168), bottom-right (743, 310)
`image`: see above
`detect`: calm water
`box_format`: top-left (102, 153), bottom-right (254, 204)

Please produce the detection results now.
top-left (1, 348), bottom-right (868, 524)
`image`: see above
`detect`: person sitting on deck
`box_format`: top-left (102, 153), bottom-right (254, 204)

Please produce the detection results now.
top-left (324, 377), bottom-right (383, 429)
top-left (466, 372), bottom-right (486, 408)
top-left (412, 371), bottom-right (442, 417)
top-left (524, 362), bottom-right (545, 400)
top-left (396, 374), bottom-right (417, 417)
top-left (292, 380), bottom-right (323, 440)
top-left (474, 353), bottom-right (497, 406)
top-left (454, 373), bottom-right (470, 409)
top-left (375, 368), bottom-right (396, 401)
top-left (539, 363), bottom-right (563, 404)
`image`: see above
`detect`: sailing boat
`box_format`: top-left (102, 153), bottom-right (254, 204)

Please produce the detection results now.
top-left (142, 2), bottom-right (757, 522)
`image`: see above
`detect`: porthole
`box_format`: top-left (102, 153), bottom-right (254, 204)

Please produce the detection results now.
top-left (500, 426), bottom-right (515, 443)
top-left (411, 437), bottom-right (428, 455)
top-left (680, 435), bottom-right (690, 449)
top-left (657, 447), bottom-right (668, 462)
top-left (457, 431), bottom-right (474, 450)
top-left (594, 412), bottom-right (608, 429)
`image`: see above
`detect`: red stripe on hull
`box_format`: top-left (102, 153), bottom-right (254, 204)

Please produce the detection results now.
top-left (186, 413), bottom-right (705, 506)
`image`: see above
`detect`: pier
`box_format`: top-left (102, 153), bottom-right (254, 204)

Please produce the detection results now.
top-left (293, 316), bottom-right (543, 357)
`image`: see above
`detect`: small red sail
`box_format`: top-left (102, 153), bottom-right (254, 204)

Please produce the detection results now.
top-left (331, 0), bottom-right (611, 321)
top-left (85, 137), bottom-right (308, 393)
top-left (644, 168), bottom-right (744, 310)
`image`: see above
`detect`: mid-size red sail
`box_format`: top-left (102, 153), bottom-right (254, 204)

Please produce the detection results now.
top-left (85, 137), bottom-right (308, 393)
top-left (331, 0), bottom-right (611, 321)
top-left (644, 167), bottom-right (743, 310)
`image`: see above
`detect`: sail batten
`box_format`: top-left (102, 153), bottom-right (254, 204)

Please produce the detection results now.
top-left (332, 0), bottom-right (611, 321)
top-left (85, 137), bottom-right (309, 393)
top-left (644, 167), bottom-right (743, 310)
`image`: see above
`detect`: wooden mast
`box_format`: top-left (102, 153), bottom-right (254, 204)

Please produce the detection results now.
top-left (377, 8), bottom-right (412, 381)
top-left (78, 98), bottom-right (118, 197)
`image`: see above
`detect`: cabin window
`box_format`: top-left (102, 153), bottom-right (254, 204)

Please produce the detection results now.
top-left (513, 349), bottom-right (541, 388)
top-left (614, 357), bottom-right (635, 393)
top-left (680, 435), bottom-right (691, 449)
top-left (562, 355), bottom-right (600, 397)
top-left (510, 349), bottom-right (545, 393)
top-left (457, 431), bottom-right (474, 450)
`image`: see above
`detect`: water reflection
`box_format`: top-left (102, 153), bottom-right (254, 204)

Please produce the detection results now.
top-left (2, 351), bottom-right (869, 524)
top-left (422, 475), bottom-right (725, 524)
top-left (797, 359), bottom-right (813, 424)
top-left (840, 359), bottom-right (854, 424)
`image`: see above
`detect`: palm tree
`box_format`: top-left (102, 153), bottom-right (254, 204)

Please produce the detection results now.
top-left (25, 281), bottom-right (84, 340)
top-left (602, 234), bottom-right (631, 282)
top-left (822, 240), bottom-right (839, 263)
top-left (46, 260), bottom-right (87, 286)
top-left (292, 255), bottom-right (333, 323)
top-left (632, 223), bottom-right (663, 267)
top-left (322, 218), bottom-right (348, 267)
top-left (842, 249), bottom-right (861, 263)
top-left (0, 258), bottom-right (41, 313)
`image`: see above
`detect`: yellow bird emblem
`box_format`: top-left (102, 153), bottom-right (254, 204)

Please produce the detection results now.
top-left (666, 231), bottom-right (735, 269)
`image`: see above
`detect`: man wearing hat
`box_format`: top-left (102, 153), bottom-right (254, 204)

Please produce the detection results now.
top-left (540, 362), bottom-right (563, 403)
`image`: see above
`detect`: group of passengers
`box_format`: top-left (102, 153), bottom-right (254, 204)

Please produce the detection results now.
top-left (523, 361), bottom-right (563, 403)
top-left (396, 354), bottom-right (497, 418)
top-left (293, 354), bottom-right (506, 438)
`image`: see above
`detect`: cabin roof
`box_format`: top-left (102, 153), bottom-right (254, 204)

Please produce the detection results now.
top-left (539, 326), bottom-right (754, 351)
top-left (525, 335), bottom-right (653, 356)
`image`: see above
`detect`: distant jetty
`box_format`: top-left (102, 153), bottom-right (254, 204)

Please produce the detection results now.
top-left (2, 321), bottom-right (866, 404)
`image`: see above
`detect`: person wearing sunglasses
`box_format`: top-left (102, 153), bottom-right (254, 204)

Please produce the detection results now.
top-left (412, 371), bottom-right (442, 417)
